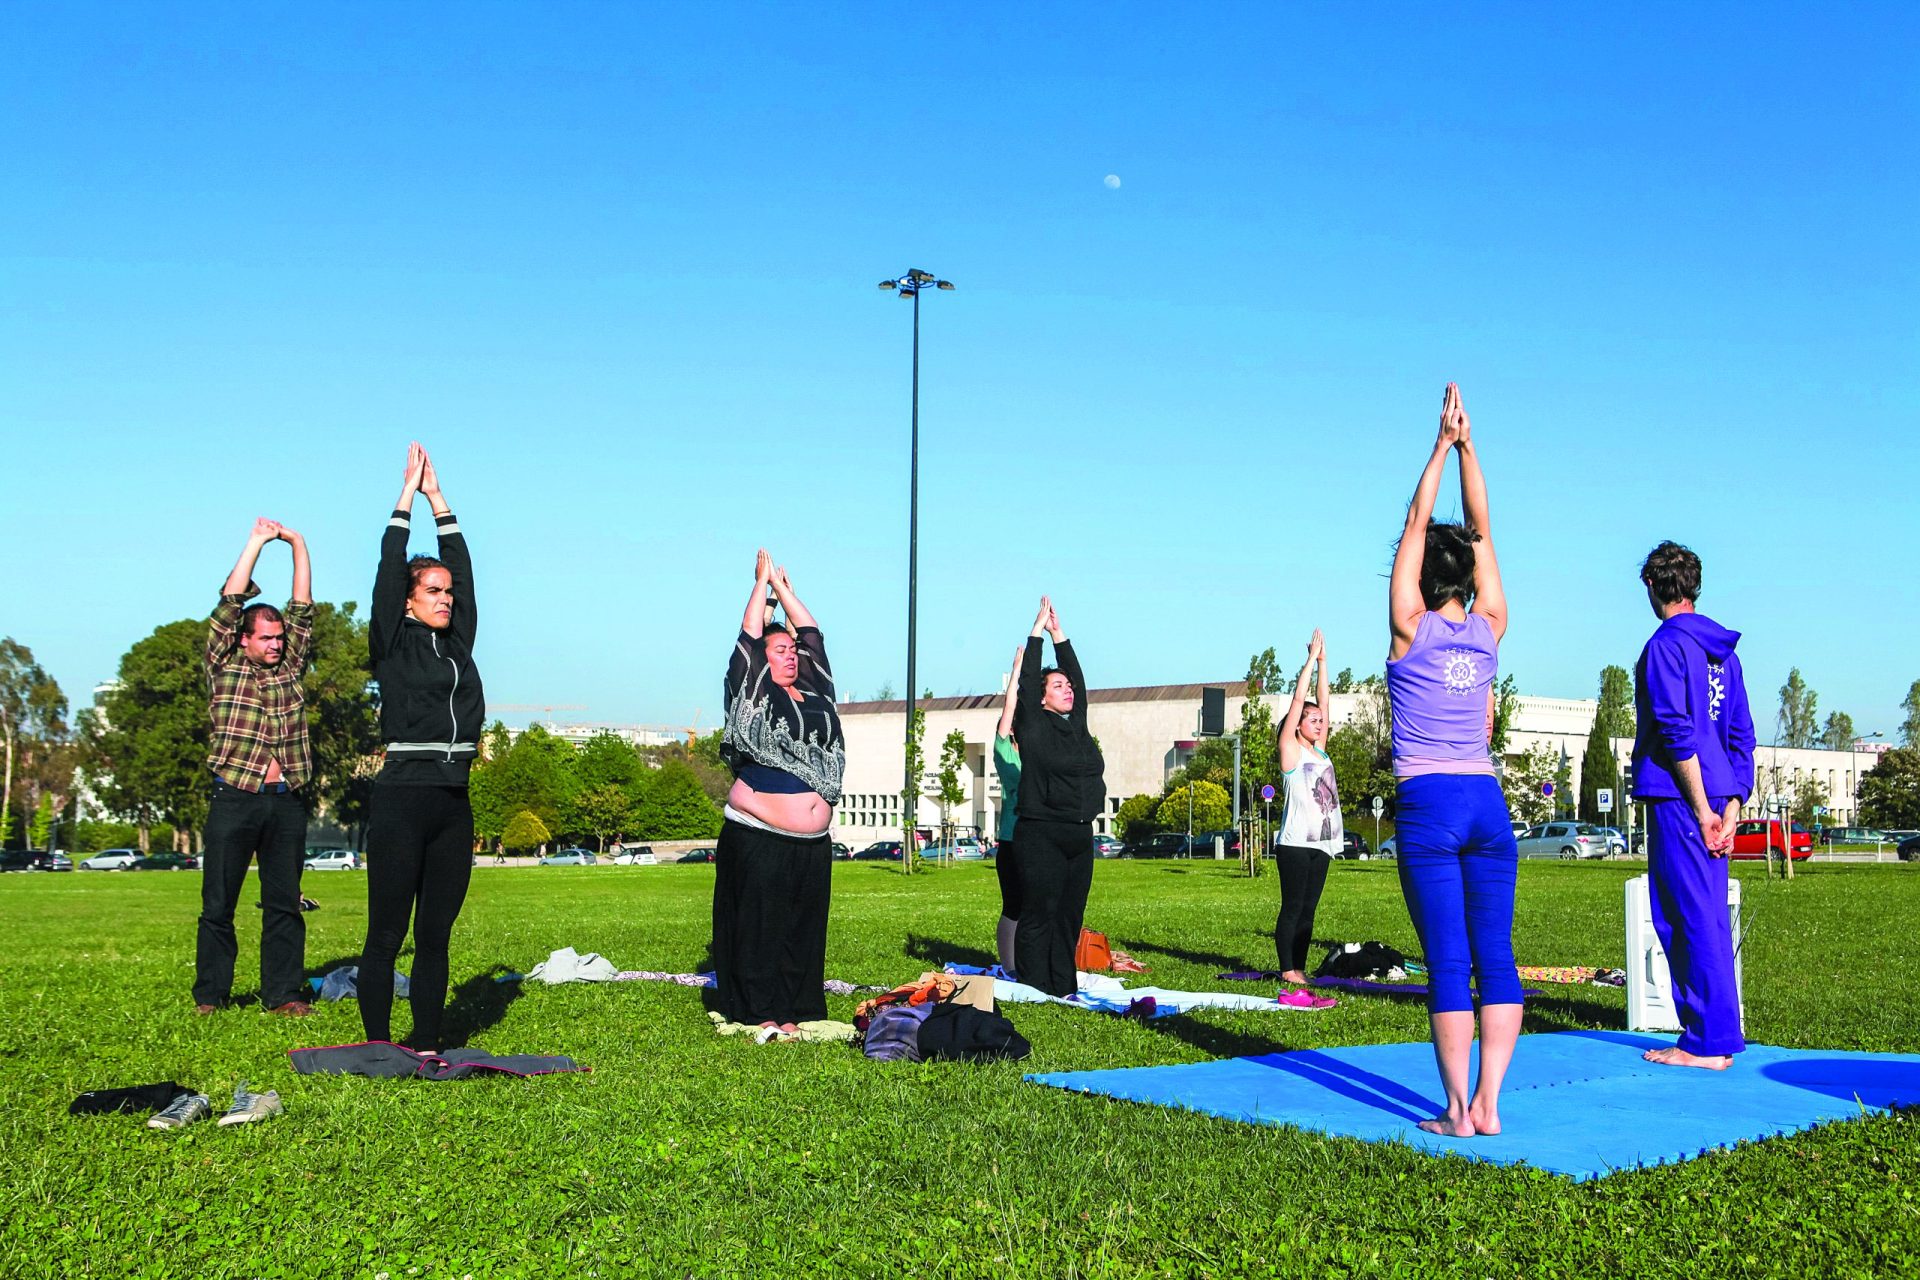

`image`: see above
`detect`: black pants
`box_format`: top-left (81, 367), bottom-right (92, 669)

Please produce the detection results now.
top-left (712, 819), bottom-right (831, 1025)
top-left (1274, 843), bottom-right (1332, 973)
top-left (995, 833), bottom-right (1022, 921)
top-left (196, 779), bottom-right (308, 1007)
top-left (361, 783), bottom-right (473, 1047)
top-left (1014, 818), bottom-right (1095, 997)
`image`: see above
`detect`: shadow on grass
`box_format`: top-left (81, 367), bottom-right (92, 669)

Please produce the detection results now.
top-left (1519, 988), bottom-right (1627, 1034)
top-left (903, 933), bottom-right (995, 970)
top-left (1115, 936), bottom-right (1265, 974)
top-left (1138, 1014), bottom-right (1302, 1061)
top-left (442, 964), bottom-right (525, 1048)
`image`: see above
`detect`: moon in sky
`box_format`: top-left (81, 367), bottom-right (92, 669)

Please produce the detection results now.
top-left (1104, 174), bottom-right (1121, 189)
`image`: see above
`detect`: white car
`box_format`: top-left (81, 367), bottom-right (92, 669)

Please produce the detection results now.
top-left (304, 850), bottom-right (362, 871)
top-left (539, 848), bottom-right (597, 866)
top-left (613, 848), bottom-right (658, 866)
top-left (79, 849), bottom-right (142, 871)
top-left (931, 839), bottom-right (986, 861)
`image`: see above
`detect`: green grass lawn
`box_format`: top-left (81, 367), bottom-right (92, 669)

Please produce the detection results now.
top-left (3, 860), bottom-right (1917, 1279)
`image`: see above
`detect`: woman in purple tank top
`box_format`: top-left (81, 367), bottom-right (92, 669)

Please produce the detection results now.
top-left (1385, 383), bottom-right (1524, 1139)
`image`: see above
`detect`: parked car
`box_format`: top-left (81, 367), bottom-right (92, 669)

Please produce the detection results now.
top-left (929, 838), bottom-right (986, 861)
top-left (1516, 822), bottom-right (1612, 860)
top-left (1819, 826), bottom-right (1889, 845)
top-left (1377, 835), bottom-right (1398, 859)
top-left (538, 848), bottom-right (597, 866)
top-left (851, 841), bottom-right (905, 861)
top-left (1122, 832), bottom-right (1195, 858)
top-left (1897, 835), bottom-right (1920, 862)
top-left (832, 842), bottom-right (853, 860)
top-left (1091, 833), bottom-right (1124, 858)
top-left (676, 848), bottom-right (718, 864)
top-left (303, 850), bottom-right (361, 871)
top-left (1333, 832), bottom-right (1373, 860)
top-left (1729, 821), bottom-right (1812, 860)
top-left (1590, 826), bottom-right (1628, 856)
top-left (79, 848), bottom-right (142, 871)
top-left (131, 852), bottom-right (198, 871)
top-left (2, 849), bottom-right (69, 872)
top-left (1195, 829), bottom-right (1243, 857)
top-left (613, 847), bottom-right (659, 866)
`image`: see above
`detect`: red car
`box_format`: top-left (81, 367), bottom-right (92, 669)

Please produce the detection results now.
top-left (1729, 820), bottom-right (1812, 860)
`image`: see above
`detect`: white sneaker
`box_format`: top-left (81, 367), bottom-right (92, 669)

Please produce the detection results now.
top-left (217, 1081), bottom-right (283, 1126)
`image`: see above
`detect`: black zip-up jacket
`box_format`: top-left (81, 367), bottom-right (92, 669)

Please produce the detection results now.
top-left (369, 508), bottom-right (485, 787)
top-left (1013, 636), bottom-right (1106, 824)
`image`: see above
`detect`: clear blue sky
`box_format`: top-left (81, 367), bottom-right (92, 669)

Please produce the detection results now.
top-left (5, 5), bottom-right (1916, 739)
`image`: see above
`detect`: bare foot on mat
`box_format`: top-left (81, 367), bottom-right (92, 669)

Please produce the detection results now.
top-left (1418, 1112), bottom-right (1476, 1138)
top-left (1278, 970), bottom-right (1309, 984)
top-left (1468, 1099), bottom-right (1501, 1135)
top-left (1643, 1046), bottom-right (1732, 1070)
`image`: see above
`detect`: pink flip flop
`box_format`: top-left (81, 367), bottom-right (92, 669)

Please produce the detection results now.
top-left (1276, 988), bottom-right (1337, 1010)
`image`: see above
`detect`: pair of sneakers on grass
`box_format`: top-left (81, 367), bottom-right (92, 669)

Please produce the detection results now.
top-left (148, 1081), bottom-right (283, 1130)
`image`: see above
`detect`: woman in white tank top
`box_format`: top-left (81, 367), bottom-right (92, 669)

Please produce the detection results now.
top-left (1274, 629), bottom-right (1343, 985)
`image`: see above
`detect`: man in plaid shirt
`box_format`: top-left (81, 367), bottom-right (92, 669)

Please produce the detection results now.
top-left (197, 518), bottom-right (316, 1017)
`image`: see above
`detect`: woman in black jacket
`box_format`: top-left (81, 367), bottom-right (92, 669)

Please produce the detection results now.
top-left (360, 442), bottom-right (485, 1050)
top-left (1012, 596), bottom-right (1106, 996)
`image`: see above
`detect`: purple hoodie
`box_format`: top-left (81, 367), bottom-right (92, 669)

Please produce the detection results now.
top-left (1630, 612), bottom-right (1755, 803)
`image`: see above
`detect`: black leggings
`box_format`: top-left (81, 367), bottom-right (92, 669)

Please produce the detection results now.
top-left (361, 783), bottom-right (473, 1046)
top-left (995, 833), bottom-right (1022, 922)
top-left (1274, 843), bottom-right (1332, 973)
top-left (711, 819), bottom-right (832, 1025)
top-left (1013, 818), bottom-right (1095, 997)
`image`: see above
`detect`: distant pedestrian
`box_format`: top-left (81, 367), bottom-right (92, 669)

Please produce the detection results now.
top-left (360, 442), bottom-right (485, 1053)
top-left (1011, 597), bottom-right (1106, 998)
top-left (992, 644), bottom-right (1026, 976)
top-left (713, 549), bottom-right (844, 1034)
top-left (1274, 628), bottom-right (1341, 984)
top-left (197, 517), bottom-right (315, 1017)
top-left (1385, 383), bottom-right (1523, 1138)
top-left (1631, 541), bottom-right (1754, 1070)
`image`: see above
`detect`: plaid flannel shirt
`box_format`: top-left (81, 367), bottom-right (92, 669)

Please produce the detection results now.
top-left (204, 581), bottom-right (315, 791)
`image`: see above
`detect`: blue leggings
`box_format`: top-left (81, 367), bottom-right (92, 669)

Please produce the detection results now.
top-left (1393, 773), bottom-right (1524, 1013)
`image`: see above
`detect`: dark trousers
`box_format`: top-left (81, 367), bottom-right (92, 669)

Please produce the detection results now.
top-left (1647, 797), bottom-right (1746, 1056)
top-left (196, 779), bottom-right (308, 1007)
top-left (712, 819), bottom-right (832, 1025)
top-left (995, 833), bottom-right (1022, 921)
top-left (1013, 818), bottom-right (1095, 997)
top-left (1274, 844), bottom-right (1332, 972)
top-left (361, 783), bottom-right (472, 1047)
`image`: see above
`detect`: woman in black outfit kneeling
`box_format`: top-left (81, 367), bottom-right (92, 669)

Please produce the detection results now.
top-left (1013, 596), bottom-right (1106, 997)
top-left (714, 549), bottom-right (845, 1033)
top-left (360, 442), bottom-right (484, 1051)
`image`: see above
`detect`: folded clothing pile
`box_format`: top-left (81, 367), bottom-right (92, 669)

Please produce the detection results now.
top-left (859, 971), bottom-right (1030, 1063)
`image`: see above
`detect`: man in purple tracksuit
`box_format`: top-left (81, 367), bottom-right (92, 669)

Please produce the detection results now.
top-left (1630, 541), bottom-right (1755, 1069)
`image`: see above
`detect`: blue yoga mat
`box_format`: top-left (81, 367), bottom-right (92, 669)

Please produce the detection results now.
top-left (1026, 1030), bottom-right (1920, 1180)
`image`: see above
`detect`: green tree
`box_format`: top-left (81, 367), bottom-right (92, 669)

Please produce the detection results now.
top-left (28, 793), bottom-right (55, 849)
top-left (1596, 664), bottom-right (1635, 739)
top-left (1168, 737), bottom-right (1237, 793)
top-left (1330, 668), bottom-right (1356, 694)
top-left (1857, 747), bottom-right (1920, 829)
top-left (71, 819), bottom-right (139, 854)
top-left (302, 601), bottom-right (381, 846)
top-left (1113, 794), bottom-right (1158, 842)
top-left (935, 729), bottom-right (967, 841)
top-left (502, 809), bottom-right (552, 853)
top-left (573, 784), bottom-right (634, 851)
top-left (1789, 775), bottom-right (1828, 826)
top-left (1156, 781), bottom-right (1232, 834)
top-left (1901, 679), bottom-right (1920, 749)
top-left (81, 620), bottom-right (208, 851)
top-left (631, 758), bottom-right (723, 839)
top-left (486, 725), bottom-right (577, 836)
top-left (0, 638), bottom-right (71, 850)
top-left (1819, 711), bottom-right (1856, 753)
top-left (1238, 647), bottom-right (1282, 816)
top-left (1489, 673), bottom-right (1521, 755)
top-left (1777, 668), bottom-right (1819, 749)
top-left (1506, 741), bottom-right (1561, 825)
top-left (901, 693), bottom-right (929, 864)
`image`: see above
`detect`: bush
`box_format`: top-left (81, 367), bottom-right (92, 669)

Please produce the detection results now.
top-left (503, 809), bottom-right (553, 853)
top-left (1156, 781), bottom-right (1231, 834)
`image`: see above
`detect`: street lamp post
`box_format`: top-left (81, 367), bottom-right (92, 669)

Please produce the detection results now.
top-left (877, 269), bottom-right (954, 874)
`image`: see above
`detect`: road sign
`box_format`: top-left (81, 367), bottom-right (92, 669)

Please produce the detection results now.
top-left (1814, 806), bottom-right (1827, 816)
top-left (1260, 784), bottom-right (1275, 802)
top-left (1542, 781), bottom-right (1555, 798)
top-left (1598, 788), bottom-right (1614, 814)
top-left (1371, 796), bottom-right (1385, 817)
